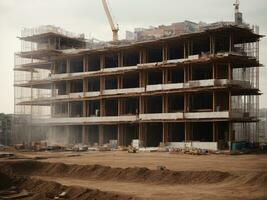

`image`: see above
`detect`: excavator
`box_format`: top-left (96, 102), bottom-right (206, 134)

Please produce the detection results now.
top-left (101, 0), bottom-right (119, 42)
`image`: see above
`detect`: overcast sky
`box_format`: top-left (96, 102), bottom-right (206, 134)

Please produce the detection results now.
top-left (0, 0), bottom-right (266, 114)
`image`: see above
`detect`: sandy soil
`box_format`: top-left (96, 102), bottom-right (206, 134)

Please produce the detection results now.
top-left (34, 175), bottom-right (266, 200)
top-left (16, 151), bottom-right (267, 172)
top-left (1, 151), bottom-right (267, 200)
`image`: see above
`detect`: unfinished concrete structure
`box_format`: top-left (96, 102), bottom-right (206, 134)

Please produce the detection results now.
top-left (13, 21), bottom-right (263, 150)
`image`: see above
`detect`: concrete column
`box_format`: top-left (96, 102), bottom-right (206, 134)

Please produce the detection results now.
top-left (228, 122), bottom-right (233, 143)
top-left (139, 49), bottom-right (143, 64)
top-left (99, 125), bottom-right (104, 146)
top-left (162, 95), bottom-right (168, 113)
top-left (139, 71), bottom-right (147, 88)
top-left (228, 91), bottom-right (232, 119)
top-left (187, 39), bottom-right (192, 56)
top-left (210, 35), bottom-right (216, 55)
top-left (139, 123), bottom-right (146, 147)
top-left (100, 55), bottom-right (105, 69)
top-left (162, 46), bottom-right (168, 62)
top-left (68, 102), bottom-right (71, 117)
top-left (139, 96), bottom-right (145, 114)
top-left (118, 98), bottom-right (124, 116)
top-left (213, 122), bottom-right (216, 142)
top-left (66, 59), bottom-right (70, 73)
top-left (100, 99), bottom-right (105, 116)
top-left (184, 40), bottom-right (187, 58)
top-left (100, 76), bottom-right (105, 95)
top-left (229, 33), bottom-right (233, 52)
top-left (189, 64), bottom-right (192, 81)
top-left (212, 63), bottom-right (216, 79)
top-left (162, 69), bottom-right (168, 84)
top-left (184, 65), bottom-right (187, 83)
top-left (83, 101), bottom-right (87, 117)
top-left (83, 55), bottom-right (88, 72)
top-left (184, 93), bottom-right (189, 112)
top-left (66, 81), bottom-right (71, 94)
top-left (228, 63), bottom-right (232, 80)
top-left (66, 125), bottom-right (70, 144)
top-left (213, 36), bottom-right (216, 54)
top-left (83, 78), bottom-right (88, 96)
top-left (185, 122), bottom-right (190, 142)
top-left (118, 52), bottom-right (123, 67)
top-left (162, 123), bottom-right (169, 143)
top-left (82, 125), bottom-right (89, 145)
top-left (117, 124), bottom-right (124, 146)
top-left (213, 91), bottom-right (216, 112)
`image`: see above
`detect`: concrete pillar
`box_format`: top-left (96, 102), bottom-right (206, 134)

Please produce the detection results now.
top-left (162, 95), bottom-right (168, 113)
top-left (68, 102), bottom-right (71, 117)
top-left (99, 125), bottom-right (104, 146)
top-left (100, 77), bottom-right (105, 94)
top-left (162, 69), bottom-right (168, 84)
top-left (100, 55), bottom-right (105, 69)
top-left (189, 64), bottom-right (192, 81)
top-left (66, 58), bottom-right (70, 73)
top-left (139, 123), bottom-right (146, 147)
top-left (118, 52), bottom-right (123, 67)
top-left (210, 35), bottom-right (216, 55)
top-left (185, 122), bottom-right (190, 142)
top-left (229, 33), bottom-right (233, 52)
top-left (213, 122), bottom-right (217, 142)
top-left (83, 55), bottom-right (88, 72)
top-left (83, 78), bottom-right (88, 96)
top-left (117, 124), bottom-right (124, 146)
top-left (139, 96), bottom-right (145, 114)
top-left (139, 71), bottom-right (147, 88)
top-left (82, 125), bottom-right (89, 145)
top-left (228, 63), bottom-right (232, 80)
top-left (212, 63), bottom-right (216, 79)
top-left (213, 91), bottom-right (216, 112)
top-left (66, 81), bottom-right (71, 94)
top-left (162, 123), bottom-right (169, 143)
top-left (83, 101), bottom-right (87, 117)
top-left (162, 45), bottom-right (168, 61)
top-left (66, 125), bottom-right (70, 144)
top-left (184, 93), bottom-right (189, 112)
top-left (229, 90), bottom-right (232, 116)
top-left (184, 40), bottom-right (187, 58)
top-left (100, 99), bottom-right (105, 116)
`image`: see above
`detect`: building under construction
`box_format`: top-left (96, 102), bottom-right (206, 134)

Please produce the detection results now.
top-left (13, 4), bottom-right (264, 150)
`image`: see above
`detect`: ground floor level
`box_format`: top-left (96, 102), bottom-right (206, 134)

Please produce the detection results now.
top-left (44, 121), bottom-right (257, 150)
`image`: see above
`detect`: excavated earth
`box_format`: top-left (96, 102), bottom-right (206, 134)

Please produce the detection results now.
top-left (0, 159), bottom-right (267, 200)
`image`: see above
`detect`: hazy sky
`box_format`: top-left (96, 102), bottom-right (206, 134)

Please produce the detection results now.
top-left (0, 0), bottom-right (266, 113)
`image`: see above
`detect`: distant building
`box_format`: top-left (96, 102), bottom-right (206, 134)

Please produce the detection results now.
top-left (0, 114), bottom-right (12, 145)
top-left (259, 108), bottom-right (267, 144)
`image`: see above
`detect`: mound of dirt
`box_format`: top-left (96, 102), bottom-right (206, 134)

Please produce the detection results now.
top-left (0, 168), bottom-right (136, 200)
top-left (0, 160), bottom-right (234, 185)
top-left (0, 172), bottom-right (13, 190)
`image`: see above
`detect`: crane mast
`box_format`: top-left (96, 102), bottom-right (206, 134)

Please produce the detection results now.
top-left (101, 0), bottom-right (119, 42)
top-left (233, 0), bottom-right (242, 24)
top-left (233, 0), bottom-right (240, 13)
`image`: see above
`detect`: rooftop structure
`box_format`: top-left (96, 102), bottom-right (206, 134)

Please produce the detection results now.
top-left (13, 18), bottom-right (263, 149)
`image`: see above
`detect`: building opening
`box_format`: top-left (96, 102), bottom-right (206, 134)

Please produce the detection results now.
top-left (168, 123), bottom-right (185, 142)
top-left (146, 123), bottom-right (162, 147)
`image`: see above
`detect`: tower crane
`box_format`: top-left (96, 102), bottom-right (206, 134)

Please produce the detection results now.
top-left (233, 0), bottom-right (243, 24)
top-left (101, 0), bottom-right (119, 42)
top-left (233, 0), bottom-right (240, 14)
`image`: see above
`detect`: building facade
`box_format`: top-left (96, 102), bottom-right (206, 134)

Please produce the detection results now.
top-left (13, 23), bottom-right (263, 149)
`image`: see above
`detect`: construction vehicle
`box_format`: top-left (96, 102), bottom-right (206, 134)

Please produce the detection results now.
top-left (128, 145), bottom-right (137, 153)
top-left (101, 0), bottom-right (119, 42)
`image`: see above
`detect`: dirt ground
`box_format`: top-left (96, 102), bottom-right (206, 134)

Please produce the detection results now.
top-left (15, 151), bottom-right (267, 172)
top-left (0, 151), bottom-right (267, 200)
